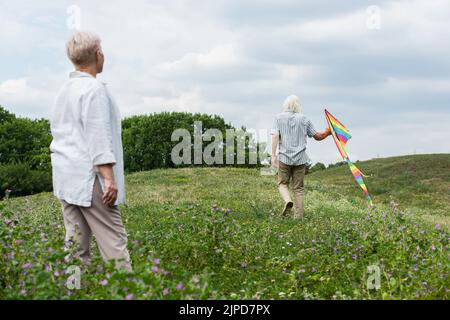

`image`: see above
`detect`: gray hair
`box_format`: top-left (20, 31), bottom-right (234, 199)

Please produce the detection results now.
top-left (66, 32), bottom-right (101, 66)
top-left (282, 94), bottom-right (303, 113)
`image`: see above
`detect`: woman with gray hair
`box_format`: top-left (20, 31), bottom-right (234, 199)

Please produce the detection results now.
top-left (271, 95), bottom-right (331, 218)
top-left (50, 31), bottom-right (131, 270)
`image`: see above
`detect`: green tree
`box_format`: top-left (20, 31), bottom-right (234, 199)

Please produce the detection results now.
top-left (0, 117), bottom-right (51, 171)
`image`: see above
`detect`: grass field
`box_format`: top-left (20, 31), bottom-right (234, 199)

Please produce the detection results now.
top-left (0, 154), bottom-right (449, 299)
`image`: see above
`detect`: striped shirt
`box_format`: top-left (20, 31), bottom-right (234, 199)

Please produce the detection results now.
top-left (271, 111), bottom-right (317, 166)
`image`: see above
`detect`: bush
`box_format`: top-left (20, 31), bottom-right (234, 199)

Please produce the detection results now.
top-left (0, 116), bottom-right (51, 171)
top-left (0, 105), bottom-right (15, 123)
top-left (327, 161), bottom-right (347, 169)
top-left (122, 112), bottom-right (261, 172)
top-left (309, 162), bottom-right (326, 173)
top-left (0, 162), bottom-right (52, 199)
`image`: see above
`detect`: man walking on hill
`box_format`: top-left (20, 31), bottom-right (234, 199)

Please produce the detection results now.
top-left (50, 32), bottom-right (131, 270)
top-left (271, 95), bottom-right (331, 218)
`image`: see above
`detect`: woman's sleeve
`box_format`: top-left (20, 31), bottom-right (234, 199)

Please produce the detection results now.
top-left (83, 85), bottom-right (116, 166)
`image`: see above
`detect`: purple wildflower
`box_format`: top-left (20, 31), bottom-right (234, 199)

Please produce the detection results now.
top-left (176, 283), bottom-right (184, 291)
top-left (153, 258), bottom-right (161, 265)
top-left (100, 279), bottom-right (108, 286)
top-left (21, 262), bottom-right (32, 269)
top-left (162, 288), bottom-right (169, 296)
top-left (151, 266), bottom-right (159, 273)
top-left (125, 294), bottom-right (134, 300)
top-left (435, 224), bottom-right (441, 230)
top-left (15, 239), bottom-right (23, 245)
top-left (298, 268), bottom-right (306, 273)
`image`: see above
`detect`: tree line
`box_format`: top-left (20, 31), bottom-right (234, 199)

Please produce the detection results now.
top-left (0, 106), bottom-right (265, 198)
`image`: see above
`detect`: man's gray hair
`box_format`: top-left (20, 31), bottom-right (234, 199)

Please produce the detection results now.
top-left (282, 94), bottom-right (303, 113)
top-left (66, 32), bottom-right (101, 66)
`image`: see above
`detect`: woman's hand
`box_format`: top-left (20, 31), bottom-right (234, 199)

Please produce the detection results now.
top-left (102, 177), bottom-right (118, 206)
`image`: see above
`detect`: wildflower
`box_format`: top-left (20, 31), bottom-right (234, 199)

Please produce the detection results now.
top-left (125, 294), bottom-right (134, 300)
top-left (153, 258), bottom-right (161, 265)
top-left (21, 262), bottom-right (32, 269)
top-left (351, 221), bottom-right (358, 225)
top-left (54, 270), bottom-right (60, 277)
top-left (161, 269), bottom-right (170, 276)
top-left (47, 247), bottom-right (54, 253)
top-left (176, 283), bottom-right (184, 291)
top-left (15, 239), bottom-right (23, 245)
top-left (435, 224), bottom-right (441, 230)
top-left (100, 279), bottom-right (108, 286)
top-left (162, 288), bottom-right (169, 296)
top-left (352, 255), bottom-right (358, 261)
top-left (151, 266), bottom-right (159, 273)
top-left (298, 268), bottom-right (306, 273)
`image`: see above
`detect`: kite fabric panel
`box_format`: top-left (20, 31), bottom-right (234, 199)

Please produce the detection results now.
top-left (325, 109), bottom-right (373, 205)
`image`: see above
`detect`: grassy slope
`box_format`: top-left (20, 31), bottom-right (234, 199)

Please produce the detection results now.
top-left (309, 153), bottom-right (450, 229)
top-left (1, 154), bottom-right (449, 299)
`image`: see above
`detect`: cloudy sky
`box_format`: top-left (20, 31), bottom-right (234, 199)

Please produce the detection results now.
top-left (1, 0), bottom-right (449, 164)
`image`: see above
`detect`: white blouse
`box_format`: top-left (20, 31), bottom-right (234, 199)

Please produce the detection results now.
top-left (50, 71), bottom-right (125, 207)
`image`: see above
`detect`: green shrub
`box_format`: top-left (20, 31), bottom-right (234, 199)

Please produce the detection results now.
top-left (0, 115), bottom-right (51, 171)
top-left (122, 112), bottom-right (262, 172)
top-left (0, 162), bottom-right (52, 199)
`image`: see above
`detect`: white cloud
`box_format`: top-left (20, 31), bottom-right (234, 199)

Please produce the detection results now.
top-left (1, 0), bottom-right (449, 164)
top-left (0, 78), bottom-right (54, 117)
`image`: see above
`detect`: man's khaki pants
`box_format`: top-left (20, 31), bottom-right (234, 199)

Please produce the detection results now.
top-left (277, 161), bottom-right (306, 217)
top-left (60, 176), bottom-right (132, 271)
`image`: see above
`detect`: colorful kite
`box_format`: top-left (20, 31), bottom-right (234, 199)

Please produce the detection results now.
top-left (325, 109), bottom-right (373, 205)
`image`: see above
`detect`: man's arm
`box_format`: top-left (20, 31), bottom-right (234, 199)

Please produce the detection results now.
top-left (313, 127), bottom-right (331, 141)
top-left (271, 133), bottom-right (279, 168)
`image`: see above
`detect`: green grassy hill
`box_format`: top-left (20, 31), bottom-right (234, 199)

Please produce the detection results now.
top-left (0, 154), bottom-right (448, 299)
top-left (309, 153), bottom-right (450, 230)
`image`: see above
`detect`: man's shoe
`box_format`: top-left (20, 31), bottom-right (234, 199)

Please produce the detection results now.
top-left (282, 201), bottom-right (294, 216)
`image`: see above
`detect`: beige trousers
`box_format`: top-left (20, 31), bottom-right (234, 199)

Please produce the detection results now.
top-left (60, 176), bottom-right (132, 271)
top-left (277, 161), bottom-right (306, 217)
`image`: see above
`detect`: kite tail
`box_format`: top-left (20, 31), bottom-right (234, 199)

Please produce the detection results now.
top-left (346, 159), bottom-right (373, 205)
